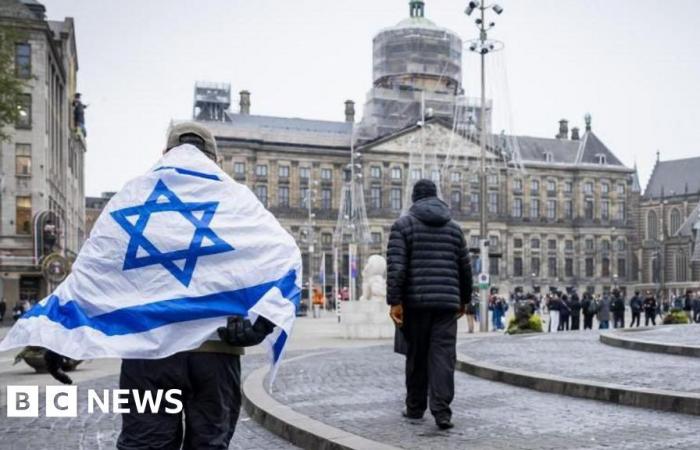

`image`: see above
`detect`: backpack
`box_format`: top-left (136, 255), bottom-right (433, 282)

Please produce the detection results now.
top-left (587, 300), bottom-right (598, 315)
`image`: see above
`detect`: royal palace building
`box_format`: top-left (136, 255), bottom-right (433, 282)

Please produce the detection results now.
top-left (179, 1), bottom-right (698, 298)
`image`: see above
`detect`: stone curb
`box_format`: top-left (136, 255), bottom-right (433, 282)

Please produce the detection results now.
top-left (600, 330), bottom-right (700, 357)
top-left (242, 351), bottom-right (401, 450)
top-left (456, 352), bottom-right (700, 416)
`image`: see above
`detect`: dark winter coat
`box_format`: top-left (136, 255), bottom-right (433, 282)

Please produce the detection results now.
top-left (611, 296), bottom-right (625, 317)
top-left (643, 296), bottom-right (657, 315)
top-left (630, 296), bottom-right (643, 313)
top-left (683, 295), bottom-right (693, 312)
top-left (386, 197), bottom-right (472, 311)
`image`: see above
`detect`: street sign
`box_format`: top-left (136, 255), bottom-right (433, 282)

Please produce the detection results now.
top-left (478, 273), bottom-right (490, 289)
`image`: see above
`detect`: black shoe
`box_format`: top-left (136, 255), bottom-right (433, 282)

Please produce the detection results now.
top-left (436, 418), bottom-right (454, 430)
top-left (402, 409), bottom-right (424, 420)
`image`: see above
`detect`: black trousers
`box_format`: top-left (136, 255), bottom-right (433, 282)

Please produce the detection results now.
top-left (570, 314), bottom-right (580, 330)
top-left (559, 314), bottom-right (570, 331)
top-left (403, 308), bottom-right (457, 421)
top-left (630, 311), bottom-right (641, 327)
top-left (583, 313), bottom-right (594, 330)
top-left (117, 352), bottom-right (241, 450)
top-left (613, 313), bottom-right (624, 329)
top-left (645, 313), bottom-right (656, 326)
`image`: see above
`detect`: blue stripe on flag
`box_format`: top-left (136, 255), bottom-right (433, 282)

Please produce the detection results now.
top-left (272, 330), bottom-right (288, 363)
top-left (22, 271), bottom-right (299, 336)
top-left (154, 166), bottom-right (221, 181)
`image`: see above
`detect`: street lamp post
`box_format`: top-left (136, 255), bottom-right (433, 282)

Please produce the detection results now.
top-left (465, 1), bottom-right (504, 332)
top-left (304, 181), bottom-right (318, 315)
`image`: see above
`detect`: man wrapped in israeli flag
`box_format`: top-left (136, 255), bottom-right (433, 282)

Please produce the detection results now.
top-left (0, 122), bottom-right (301, 449)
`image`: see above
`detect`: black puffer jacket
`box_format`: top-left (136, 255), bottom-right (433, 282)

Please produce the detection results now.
top-left (386, 197), bottom-right (472, 311)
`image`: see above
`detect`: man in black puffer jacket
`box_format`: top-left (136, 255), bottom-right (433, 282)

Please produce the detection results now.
top-left (387, 179), bottom-right (472, 430)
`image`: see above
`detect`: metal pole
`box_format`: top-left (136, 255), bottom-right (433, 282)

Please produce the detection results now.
top-left (308, 189), bottom-right (314, 316)
top-left (334, 246), bottom-right (340, 322)
top-left (478, 4), bottom-right (489, 332)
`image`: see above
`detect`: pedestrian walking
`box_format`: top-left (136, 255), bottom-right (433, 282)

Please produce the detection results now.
top-left (611, 290), bottom-right (625, 329)
top-left (644, 291), bottom-right (657, 326)
top-left (598, 293), bottom-right (611, 329)
top-left (693, 291), bottom-right (700, 323)
top-left (547, 294), bottom-right (561, 333)
top-left (465, 301), bottom-right (476, 333)
top-left (387, 179), bottom-right (472, 430)
top-left (683, 289), bottom-right (693, 323)
top-left (570, 292), bottom-right (581, 330)
top-left (581, 292), bottom-right (597, 330)
top-left (0, 297), bottom-right (6, 322)
top-left (559, 294), bottom-right (571, 331)
top-left (629, 291), bottom-right (643, 327)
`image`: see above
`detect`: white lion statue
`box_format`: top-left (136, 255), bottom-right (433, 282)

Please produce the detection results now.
top-left (360, 255), bottom-right (387, 302)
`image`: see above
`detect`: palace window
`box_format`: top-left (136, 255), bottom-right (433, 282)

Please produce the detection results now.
top-left (254, 185), bottom-right (267, 207)
top-left (512, 198), bottom-right (522, 218)
top-left (278, 186), bottom-right (289, 207)
top-left (321, 189), bottom-right (332, 209)
top-left (390, 188), bottom-right (402, 211)
top-left (255, 164), bottom-right (268, 177)
top-left (370, 186), bottom-right (382, 209)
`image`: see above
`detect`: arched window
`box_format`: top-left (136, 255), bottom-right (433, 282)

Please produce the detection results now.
top-left (647, 210), bottom-right (658, 240)
top-left (670, 208), bottom-right (682, 236)
top-left (676, 253), bottom-right (688, 282)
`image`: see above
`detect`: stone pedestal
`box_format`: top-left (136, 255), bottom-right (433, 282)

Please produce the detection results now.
top-left (340, 300), bottom-right (395, 339)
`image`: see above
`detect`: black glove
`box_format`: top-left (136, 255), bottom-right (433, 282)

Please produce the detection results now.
top-left (217, 316), bottom-right (275, 347)
top-left (44, 350), bottom-right (73, 385)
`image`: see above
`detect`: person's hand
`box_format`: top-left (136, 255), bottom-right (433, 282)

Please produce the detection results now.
top-left (44, 350), bottom-right (73, 385)
top-left (390, 304), bottom-right (404, 327)
top-left (456, 304), bottom-right (466, 320)
top-left (217, 316), bottom-right (275, 347)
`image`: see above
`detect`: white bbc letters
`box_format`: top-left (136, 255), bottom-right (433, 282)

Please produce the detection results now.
top-left (7, 386), bottom-right (39, 417)
top-left (46, 385), bottom-right (78, 417)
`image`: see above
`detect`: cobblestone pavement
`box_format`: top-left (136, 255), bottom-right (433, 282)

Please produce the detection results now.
top-left (458, 330), bottom-right (700, 393)
top-left (0, 355), bottom-right (297, 450)
top-left (624, 324), bottom-right (700, 346)
top-left (271, 344), bottom-right (700, 450)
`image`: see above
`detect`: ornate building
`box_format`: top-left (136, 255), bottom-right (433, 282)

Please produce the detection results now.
top-left (180, 1), bottom-right (640, 296)
top-left (635, 154), bottom-right (700, 297)
top-left (0, 0), bottom-right (86, 316)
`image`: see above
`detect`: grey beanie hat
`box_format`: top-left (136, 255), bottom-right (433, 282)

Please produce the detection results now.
top-left (166, 121), bottom-right (218, 161)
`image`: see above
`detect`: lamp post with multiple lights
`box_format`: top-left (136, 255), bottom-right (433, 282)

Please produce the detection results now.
top-left (465, 1), bottom-right (503, 332)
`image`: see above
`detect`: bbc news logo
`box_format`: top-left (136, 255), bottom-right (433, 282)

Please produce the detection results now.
top-left (6, 386), bottom-right (183, 417)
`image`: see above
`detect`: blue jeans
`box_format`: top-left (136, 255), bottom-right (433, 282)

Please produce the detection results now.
top-left (599, 320), bottom-right (609, 329)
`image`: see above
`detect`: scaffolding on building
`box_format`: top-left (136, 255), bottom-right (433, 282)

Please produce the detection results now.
top-left (193, 81), bottom-right (232, 122)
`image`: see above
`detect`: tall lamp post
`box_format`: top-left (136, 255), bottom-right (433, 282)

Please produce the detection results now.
top-left (465, 1), bottom-right (504, 332)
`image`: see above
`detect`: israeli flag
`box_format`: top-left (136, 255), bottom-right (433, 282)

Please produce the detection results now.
top-left (0, 145), bottom-right (301, 379)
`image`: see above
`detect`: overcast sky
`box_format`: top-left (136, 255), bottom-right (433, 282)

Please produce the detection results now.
top-left (40, 0), bottom-right (700, 197)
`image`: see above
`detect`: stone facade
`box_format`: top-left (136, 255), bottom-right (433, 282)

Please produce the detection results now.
top-left (635, 155), bottom-right (700, 297)
top-left (199, 112), bottom-right (637, 297)
top-left (0, 0), bottom-right (86, 316)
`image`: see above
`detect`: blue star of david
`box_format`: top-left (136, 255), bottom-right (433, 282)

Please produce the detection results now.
top-left (111, 179), bottom-right (235, 287)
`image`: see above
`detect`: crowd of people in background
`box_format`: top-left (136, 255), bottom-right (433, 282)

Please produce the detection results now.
top-left (464, 288), bottom-right (700, 333)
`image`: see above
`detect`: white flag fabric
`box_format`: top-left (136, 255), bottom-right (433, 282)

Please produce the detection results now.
top-left (0, 145), bottom-right (301, 376)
